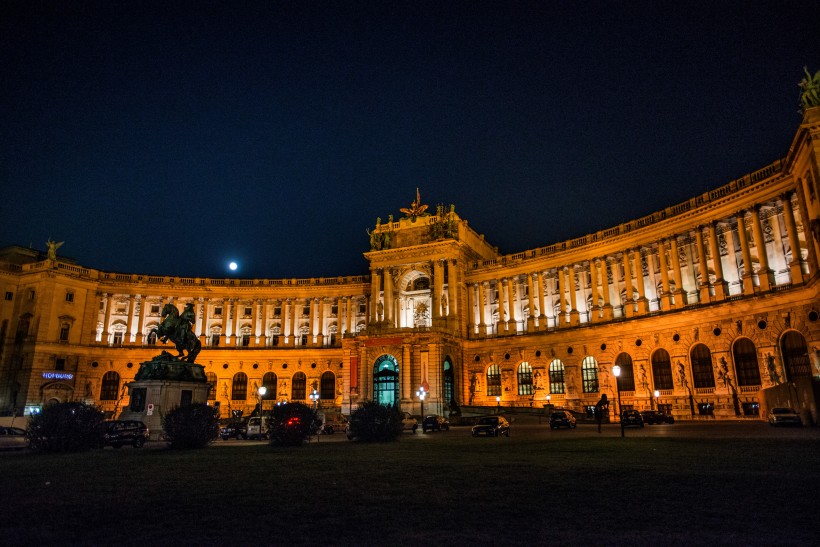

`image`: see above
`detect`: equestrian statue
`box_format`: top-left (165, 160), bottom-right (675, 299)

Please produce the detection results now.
top-left (149, 303), bottom-right (202, 363)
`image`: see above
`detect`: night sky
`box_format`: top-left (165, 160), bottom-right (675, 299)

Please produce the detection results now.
top-left (2, 1), bottom-right (819, 279)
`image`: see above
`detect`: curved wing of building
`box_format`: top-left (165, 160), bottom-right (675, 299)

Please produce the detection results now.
top-left (1, 106), bottom-right (818, 423)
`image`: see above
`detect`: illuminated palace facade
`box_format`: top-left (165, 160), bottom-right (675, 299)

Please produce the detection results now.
top-left (1, 106), bottom-right (819, 422)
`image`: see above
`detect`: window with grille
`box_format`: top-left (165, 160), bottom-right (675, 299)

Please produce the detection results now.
top-left (549, 359), bottom-right (565, 394)
top-left (100, 371), bottom-right (120, 401)
top-left (732, 338), bottom-right (761, 386)
top-left (582, 356), bottom-right (598, 393)
top-left (206, 373), bottom-right (217, 400)
top-left (517, 362), bottom-right (533, 395)
top-left (781, 331), bottom-right (811, 380)
top-left (690, 344), bottom-right (716, 388)
top-left (614, 353), bottom-right (636, 391)
top-left (292, 372), bottom-right (307, 400)
top-left (651, 349), bottom-right (674, 390)
top-left (486, 364), bottom-right (501, 396)
top-left (231, 372), bottom-right (248, 401)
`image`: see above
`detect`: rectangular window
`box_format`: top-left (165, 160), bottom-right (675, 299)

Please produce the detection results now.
top-left (151, 304), bottom-right (160, 314)
top-left (55, 358), bottom-right (66, 370)
top-left (331, 304), bottom-right (338, 315)
top-left (100, 301), bottom-right (105, 311)
top-left (359, 303), bottom-right (366, 314)
top-left (271, 336), bottom-right (279, 347)
top-left (330, 334), bottom-right (337, 346)
top-left (241, 335), bottom-right (250, 347)
top-left (28, 289), bottom-right (36, 300)
top-left (59, 325), bottom-right (70, 341)
top-left (214, 306), bottom-right (223, 316)
top-left (742, 402), bottom-right (759, 416)
top-left (211, 334), bottom-right (220, 347)
top-left (697, 402), bottom-right (714, 416)
top-left (113, 332), bottom-right (123, 345)
top-left (116, 305), bottom-right (126, 314)
top-left (303, 306), bottom-right (310, 316)
top-left (244, 306), bottom-right (252, 316)
top-left (658, 403), bottom-right (673, 415)
top-left (130, 388), bottom-right (147, 412)
top-left (301, 334), bottom-right (308, 346)
top-left (65, 292), bottom-right (74, 303)
top-left (4, 292), bottom-right (12, 301)
top-left (274, 306), bottom-right (281, 317)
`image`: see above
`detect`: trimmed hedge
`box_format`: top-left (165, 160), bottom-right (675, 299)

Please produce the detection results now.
top-left (162, 403), bottom-right (220, 449)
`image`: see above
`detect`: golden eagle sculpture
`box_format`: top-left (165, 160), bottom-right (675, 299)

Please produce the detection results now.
top-left (399, 188), bottom-right (429, 220)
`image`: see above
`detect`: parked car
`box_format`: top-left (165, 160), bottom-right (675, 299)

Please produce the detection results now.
top-left (319, 414), bottom-right (348, 435)
top-left (422, 415), bottom-right (450, 433)
top-left (101, 420), bottom-right (149, 448)
top-left (219, 418), bottom-right (248, 440)
top-left (640, 410), bottom-right (675, 425)
top-left (471, 416), bottom-right (510, 437)
top-left (246, 417), bottom-right (269, 440)
top-left (402, 412), bottom-right (419, 433)
top-left (0, 426), bottom-right (28, 450)
top-left (620, 410), bottom-right (644, 428)
top-left (549, 410), bottom-right (577, 429)
top-left (767, 407), bottom-right (802, 427)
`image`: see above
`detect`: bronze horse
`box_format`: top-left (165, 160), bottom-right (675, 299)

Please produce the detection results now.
top-left (149, 303), bottom-right (202, 363)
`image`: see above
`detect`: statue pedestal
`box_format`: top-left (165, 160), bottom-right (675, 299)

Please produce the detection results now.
top-left (118, 352), bottom-right (211, 441)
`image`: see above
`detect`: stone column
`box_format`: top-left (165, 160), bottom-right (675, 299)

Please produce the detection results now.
top-left (125, 294), bottom-right (135, 343)
top-left (658, 241), bottom-right (672, 309)
top-left (291, 298), bottom-right (299, 346)
top-left (402, 344), bottom-right (412, 402)
top-left (557, 268), bottom-right (567, 326)
top-left (259, 299), bottom-right (267, 346)
top-left (317, 298), bottom-right (325, 347)
top-left (670, 237), bottom-right (687, 306)
top-left (589, 261), bottom-right (600, 323)
top-left (197, 298), bottom-right (207, 346)
top-left (102, 293), bottom-right (112, 344)
top-left (466, 283), bottom-right (476, 334)
top-left (370, 269), bottom-right (381, 323)
top-left (708, 222), bottom-right (727, 299)
top-left (347, 297), bottom-right (356, 336)
top-left (308, 298), bottom-right (317, 346)
top-left (622, 251), bottom-right (634, 318)
top-left (781, 192), bottom-right (804, 283)
top-left (634, 249), bottom-right (649, 314)
top-left (601, 259), bottom-right (614, 320)
top-left (433, 260), bottom-right (443, 323)
top-left (231, 299), bottom-right (240, 346)
top-left (695, 226), bottom-right (710, 303)
top-left (750, 205), bottom-right (773, 291)
top-left (136, 295), bottom-right (147, 344)
top-left (736, 212), bottom-right (755, 295)
top-left (478, 281), bottom-right (488, 336)
top-left (567, 266), bottom-right (579, 326)
top-left (537, 271), bottom-right (548, 329)
top-left (384, 268), bottom-right (394, 325)
top-left (219, 299), bottom-right (228, 346)
top-left (497, 278), bottom-right (507, 333)
top-left (526, 273), bottom-right (536, 331)
top-left (446, 260), bottom-right (458, 318)
top-left (507, 276), bottom-right (517, 328)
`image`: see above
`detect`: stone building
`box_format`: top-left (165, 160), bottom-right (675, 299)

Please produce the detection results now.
top-left (1, 106), bottom-right (819, 423)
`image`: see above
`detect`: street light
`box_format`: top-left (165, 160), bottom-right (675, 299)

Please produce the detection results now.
top-left (653, 389), bottom-right (660, 411)
top-left (612, 365), bottom-right (623, 437)
top-left (257, 386), bottom-right (267, 440)
top-left (309, 389), bottom-right (320, 409)
top-left (496, 395), bottom-right (501, 414)
top-left (416, 386), bottom-right (427, 418)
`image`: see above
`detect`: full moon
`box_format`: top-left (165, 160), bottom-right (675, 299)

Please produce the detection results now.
top-left (228, 261), bottom-right (238, 271)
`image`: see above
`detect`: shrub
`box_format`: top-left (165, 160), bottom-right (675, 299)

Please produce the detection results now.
top-left (27, 401), bottom-right (105, 452)
top-left (347, 401), bottom-right (403, 442)
top-left (162, 403), bottom-right (220, 449)
top-left (268, 402), bottom-right (320, 446)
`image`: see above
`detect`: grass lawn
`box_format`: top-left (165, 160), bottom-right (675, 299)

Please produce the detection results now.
top-left (2, 431), bottom-right (819, 545)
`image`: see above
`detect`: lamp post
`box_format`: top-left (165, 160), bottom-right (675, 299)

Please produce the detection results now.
top-left (416, 386), bottom-right (427, 419)
top-left (257, 386), bottom-right (267, 440)
top-left (496, 395), bottom-right (501, 414)
top-left (309, 389), bottom-right (320, 409)
top-left (612, 365), bottom-right (624, 437)
top-left (653, 389), bottom-right (660, 411)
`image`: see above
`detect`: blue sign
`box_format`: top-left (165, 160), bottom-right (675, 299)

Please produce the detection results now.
top-left (42, 371), bottom-right (74, 380)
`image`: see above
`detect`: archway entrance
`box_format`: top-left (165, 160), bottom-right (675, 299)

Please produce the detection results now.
top-left (373, 354), bottom-right (399, 406)
top-left (443, 357), bottom-right (455, 405)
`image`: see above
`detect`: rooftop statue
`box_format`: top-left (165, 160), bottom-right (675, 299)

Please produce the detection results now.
top-left (148, 303), bottom-right (202, 363)
top-left (399, 187), bottom-right (429, 220)
top-left (45, 238), bottom-right (64, 261)
top-left (799, 66), bottom-right (820, 111)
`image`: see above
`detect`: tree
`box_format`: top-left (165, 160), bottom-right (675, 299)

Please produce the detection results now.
top-left (27, 401), bottom-right (105, 452)
top-left (347, 401), bottom-right (403, 442)
top-left (162, 403), bottom-right (220, 449)
top-left (268, 402), bottom-right (320, 446)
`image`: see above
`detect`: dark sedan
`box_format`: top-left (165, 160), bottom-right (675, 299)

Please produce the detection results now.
top-left (621, 410), bottom-right (644, 428)
top-left (640, 410), bottom-right (675, 425)
top-left (549, 410), bottom-right (577, 429)
top-left (471, 416), bottom-right (510, 437)
top-left (422, 415), bottom-right (450, 433)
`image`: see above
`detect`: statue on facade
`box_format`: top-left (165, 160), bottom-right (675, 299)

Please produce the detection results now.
top-left (766, 353), bottom-right (781, 385)
top-left (46, 238), bottom-right (64, 261)
top-left (148, 303), bottom-right (202, 363)
top-left (799, 66), bottom-right (820, 111)
top-left (399, 187), bottom-right (429, 221)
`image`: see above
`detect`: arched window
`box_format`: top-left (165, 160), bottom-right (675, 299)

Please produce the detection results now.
top-left (443, 358), bottom-right (455, 405)
top-left (100, 371), bottom-right (120, 401)
top-left (206, 372), bottom-right (217, 401)
top-left (372, 354), bottom-right (399, 406)
top-left (291, 372), bottom-right (307, 400)
top-left (486, 364), bottom-right (501, 397)
top-left (517, 362), bottom-right (533, 395)
top-left (651, 349), bottom-right (674, 390)
top-left (732, 338), bottom-right (761, 386)
top-left (614, 353), bottom-right (635, 391)
top-left (781, 331), bottom-right (811, 380)
top-left (549, 359), bottom-right (565, 394)
top-left (231, 372), bottom-right (248, 401)
top-left (582, 356), bottom-right (598, 393)
top-left (262, 372), bottom-right (277, 400)
top-left (320, 371), bottom-right (335, 400)
top-left (690, 344), bottom-right (716, 389)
